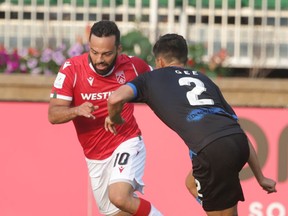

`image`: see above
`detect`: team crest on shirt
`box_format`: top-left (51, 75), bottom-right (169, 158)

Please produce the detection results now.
top-left (115, 71), bottom-right (126, 84)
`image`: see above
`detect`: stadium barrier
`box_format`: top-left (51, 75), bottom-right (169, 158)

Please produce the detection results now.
top-left (1, 73), bottom-right (288, 107)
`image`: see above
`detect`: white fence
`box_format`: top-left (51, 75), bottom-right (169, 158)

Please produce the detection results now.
top-left (0, 0), bottom-right (288, 70)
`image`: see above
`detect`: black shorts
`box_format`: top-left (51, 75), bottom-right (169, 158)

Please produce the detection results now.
top-left (192, 133), bottom-right (250, 211)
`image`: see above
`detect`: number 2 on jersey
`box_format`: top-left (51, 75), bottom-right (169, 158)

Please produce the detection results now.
top-left (178, 77), bottom-right (214, 106)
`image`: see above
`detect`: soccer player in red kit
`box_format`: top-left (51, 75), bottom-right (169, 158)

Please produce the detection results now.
top-left (48, 20), bottom-right (162, 216)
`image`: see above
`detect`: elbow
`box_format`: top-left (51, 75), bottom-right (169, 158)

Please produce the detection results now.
top-left (48, 111), bottom-right (60, 124)
top-left (48, 115), bottom-right (57, 124)
top-left (48, 105), bottom-right (58, 124)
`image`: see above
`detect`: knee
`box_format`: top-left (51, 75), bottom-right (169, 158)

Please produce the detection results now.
top-left (108, 185), bottom-right (131, 209)
top-left (109, 192), bottom-right (128, 209)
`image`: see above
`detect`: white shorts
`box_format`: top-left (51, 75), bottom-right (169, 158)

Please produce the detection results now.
top-left (85, 136), bottom-right (146, 216)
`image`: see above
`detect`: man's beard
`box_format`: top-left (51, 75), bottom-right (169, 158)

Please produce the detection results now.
top-left (91, 54), bottom-right (118, 76)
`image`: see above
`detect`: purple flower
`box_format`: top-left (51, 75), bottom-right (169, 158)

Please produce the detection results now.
top-left (40, 48), bottom-right (53, 63)
top-left (18, 48), bottom-right (29, 59)
top-left (27, 58), bottom-right (38, 69)
top-left (52, 50), bottom-right (66, 66)
top-left (20, 63), bottom-right (28, 73)
top-left (5, 61), bottom-right (20, 73)
top-left (0, 40), bottom-right (88, 74)
top-left (0, 50), bottom-right (9, 67)
top-left (4, 50), bottom-right (20, 73)
top-left (68, 43), bottom-right (84, 57)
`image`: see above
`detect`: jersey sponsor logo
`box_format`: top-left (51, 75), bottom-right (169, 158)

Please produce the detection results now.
top-left (54, 72), bottom-right (66, 89)
top-left (115, 71), bottom-right (126, 84)
top-left (186, 107), bottom-right (237, 122)
top-left (87, 77), bottom-right (94, 86)
top-left (62, 61), bottom-right (71, 70)
top-left (80, 91), bottom-right (113, 100)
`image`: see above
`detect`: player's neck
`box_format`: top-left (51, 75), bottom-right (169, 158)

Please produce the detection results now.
top-left (160, 57), bottom-right (185, 68)
top-left (168, 62), bottom-right (185, 68)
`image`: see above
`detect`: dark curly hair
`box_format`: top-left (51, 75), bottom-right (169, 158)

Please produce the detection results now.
top-left (89, 20), bottom-right (120, 47)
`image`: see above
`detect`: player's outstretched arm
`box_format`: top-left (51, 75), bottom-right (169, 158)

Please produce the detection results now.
top-left (247, 140), bottom-right (277, 194)
top-left (48, 98), bottom-right (98, 124)
top-left (105, 85), bottom-right (134, 134)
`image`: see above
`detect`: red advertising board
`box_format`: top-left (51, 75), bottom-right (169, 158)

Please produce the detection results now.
top-left (0, 102), bottom-right (286, 216)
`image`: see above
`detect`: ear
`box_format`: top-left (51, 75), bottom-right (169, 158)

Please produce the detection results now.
top-left (155, 57), bottom-right (162, 69)
top-left (117, 44), bottom-right (122, 54)
top-left (159, 57), bottom-right (167, 67)
top-left (155, 57), bottom-right (166, 68)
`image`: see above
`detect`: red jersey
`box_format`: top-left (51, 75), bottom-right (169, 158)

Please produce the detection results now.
top-left (50, 53), bottom-right (151, 159)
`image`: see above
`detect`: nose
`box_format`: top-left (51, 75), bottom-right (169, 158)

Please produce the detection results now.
top-left (95, 54), bottom-right (104, 64)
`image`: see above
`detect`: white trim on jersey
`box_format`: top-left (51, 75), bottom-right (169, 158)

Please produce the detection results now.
top-left (50, 93), bottom-right (73, 101)
top-left (130, 57), bottom-right (153, 76)
top-left (73, 72), bottom-right (77, 88)
top-left (131, 63), bottom-right (139, 76)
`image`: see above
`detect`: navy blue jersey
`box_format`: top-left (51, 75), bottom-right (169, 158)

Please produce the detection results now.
top-left (128, 66), bottom-right (244, 153)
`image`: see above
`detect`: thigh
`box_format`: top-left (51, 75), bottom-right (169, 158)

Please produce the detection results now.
top-left (110, 136), bottom-right (146, 194)
top-left (86, 156), bottom-right (119, 216)
top-left (192, 133), bottom-right (249, 212)
top-left (85, 136), bottom-right (147, 215)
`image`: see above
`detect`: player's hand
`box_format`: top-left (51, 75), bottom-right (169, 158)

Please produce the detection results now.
top-left (259, 177), bottom-right (277, 194)
top-left (104, 116), bottom-right (125, 135)
top-left (104, 116), bottom-right (117, 134)
top-left (75, 102), bottom-right (99, 119)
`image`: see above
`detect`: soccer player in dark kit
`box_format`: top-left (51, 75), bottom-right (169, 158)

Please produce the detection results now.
top-left (104, 33), bottom-right (277, 216)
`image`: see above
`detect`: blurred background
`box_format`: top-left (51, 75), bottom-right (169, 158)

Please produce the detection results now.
top-left (0, 0), bottom-right (287, 216)
top-left (1, 0), bottom-right (288, 77)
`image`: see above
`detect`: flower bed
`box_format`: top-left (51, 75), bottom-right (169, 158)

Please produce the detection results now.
top-left (0, 30), bottom-right (229, 77)
top-left (0, 41), bottom-right (88, 75)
